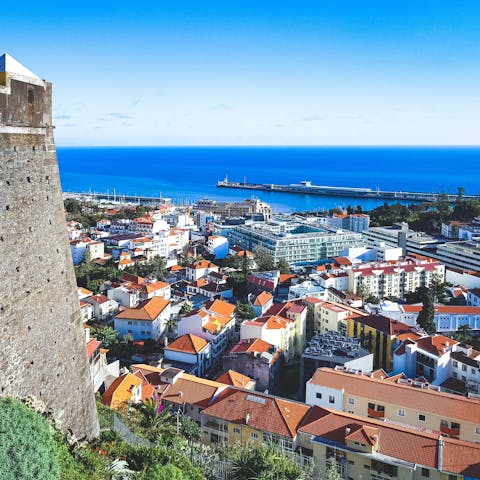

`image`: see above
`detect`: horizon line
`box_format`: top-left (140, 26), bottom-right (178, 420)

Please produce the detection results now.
top-left (55, 144), bottom-right (480, 148)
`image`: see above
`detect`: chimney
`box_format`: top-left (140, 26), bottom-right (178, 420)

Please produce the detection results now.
top-left (345, 427), bottom-right (351, 436)
top-left (245, 413), bottom-right (250, 425)
top-left (437, 436), bottom-right (444, 471)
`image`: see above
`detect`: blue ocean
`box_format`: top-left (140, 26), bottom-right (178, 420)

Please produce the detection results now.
top-left (56, 147), bottom-right (480, 213)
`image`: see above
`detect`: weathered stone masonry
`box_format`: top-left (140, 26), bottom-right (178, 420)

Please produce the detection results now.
top-left (0, 55), bottom-right (98, 439)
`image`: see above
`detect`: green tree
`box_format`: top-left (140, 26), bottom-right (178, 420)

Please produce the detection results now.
top-left (254, 245), bottom-right (275, 272)
top-left (225, 443), bottom-right (304, 480)
top-left (429, 273), bottom-right (450, 303)
top-left (323, 458), bottom-right (342, 480)
top-left (90, 326), bottom-right (119, 349)
top-left (417, 290), bottom-right (436, 334)
top-left (0, 398), bottom-right (60, 480)
top-left (166, 317), bottom-right (178, 334)
top-left (180, 302), bottom-right (192, 315)
top-left (276, 258), bottom-right (291, 274)
top-left (453, 324), bottom-right (474, 345)
top-left (235, 302), bottom-right (256, 320)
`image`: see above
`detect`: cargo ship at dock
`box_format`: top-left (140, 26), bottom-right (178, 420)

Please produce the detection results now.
top-left (217, 178), bottom-right (480, 203)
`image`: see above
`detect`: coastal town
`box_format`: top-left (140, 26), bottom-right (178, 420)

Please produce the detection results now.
top-left (69, 191), bottom-right (480, 479)
top-left (3, 2), bottom-right (480, 477)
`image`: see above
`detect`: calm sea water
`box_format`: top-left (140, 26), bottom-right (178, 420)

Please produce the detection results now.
top-left (56, 146), bottom-right (480, 213)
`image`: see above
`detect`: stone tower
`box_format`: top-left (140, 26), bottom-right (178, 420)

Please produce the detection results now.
top-left (0, 53), bottom-right (99, 438)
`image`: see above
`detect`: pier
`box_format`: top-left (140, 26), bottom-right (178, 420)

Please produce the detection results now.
top-left (217, 179), bottom-right (480, 203)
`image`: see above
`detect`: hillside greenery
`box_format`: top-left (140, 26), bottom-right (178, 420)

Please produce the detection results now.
top-left (0, 397), bottom-right (313, 480)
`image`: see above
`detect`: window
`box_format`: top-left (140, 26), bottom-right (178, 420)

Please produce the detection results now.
top-left (233, 427), bottom-right (240, 434)
top-left (448, 475), bottom-right (457, 480)
top-left (127, 321), bottom-right (132, 325)
top-left (421, 467), bottom-right (430, 477)
top-left (348, 397), bottom-right (355, 405)
top-left (316, 392), bottom-right (322, 399)
top-left (419, 414), bottom-right (426, 422)
top-left (462, 364), bottom-right (467, 372)
top-left (398, 409), bottom-right (405, 417)
top-left (453, 361), bottom-right (458, 368)
top-left (250, 432), bottom-right (258, 440)
top-left (329, 395), bottom-right (335, 404)
top-left (475, 426), bottom-right (480, 435)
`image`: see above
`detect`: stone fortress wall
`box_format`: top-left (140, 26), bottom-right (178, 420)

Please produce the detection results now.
top-left (0, 55), bottom-right (99, 439)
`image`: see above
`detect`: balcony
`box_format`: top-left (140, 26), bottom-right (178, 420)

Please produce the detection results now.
top-left (203, 420), bottom-right (228, 434)
top-left (367, 408), bottom-right (385, 419)
top-left (440, 424), bottom-right (460, 438)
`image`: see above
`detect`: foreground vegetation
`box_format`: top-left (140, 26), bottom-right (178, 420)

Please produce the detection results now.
top-left (0, 397), bottom-right (317, 480)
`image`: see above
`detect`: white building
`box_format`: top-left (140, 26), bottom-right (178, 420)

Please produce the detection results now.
top-left (347, 258), bottom-right (445, 299)
top-left (434, 241), bottom-right (480, 272)
top-left (207, 235), bottom-right (229, 259)
top-left (176, 299), bottom-right (236, 363)
top-left (164, 334), bottom-right (211, 377)
top-left (83, 294), bottom-right (119, 321)
top-left (114, 296), bottom-right (171, 341)
top-left (70, 238), bottom-right (105, 264)
top-left (367, 301), bottom-right (480, 333)
top-left (185, 260), bottom-right (219, 282)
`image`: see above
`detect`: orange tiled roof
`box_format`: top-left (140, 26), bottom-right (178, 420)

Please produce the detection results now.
top-left (205, 299), bottom-right (235, 317)
top-left (299, 407), bottom-right (480, 475)
top-left (201, 388), bottom-right (310, 438)
top-left (309, 368), bottom-right (480, 424)
top-left (215, 370), bottom-right (254, 388)
top-left (415, 335), bottom-right (458, 356)
top-left (86, 339), bottom-right (101, 359)
top-left (101, 373), bottom-right (142, 409)
top-left (253, 291), bottom-right (273, 306)
top-left (115, 296), bottom-right (169, 321)
top-left (165, 334), bottom-right (208, 354)
top-left (143, 280), bottom-right (170, 293)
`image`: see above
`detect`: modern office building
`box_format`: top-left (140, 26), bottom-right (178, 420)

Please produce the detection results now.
top-left (228, 217), bottom-right (362, 265)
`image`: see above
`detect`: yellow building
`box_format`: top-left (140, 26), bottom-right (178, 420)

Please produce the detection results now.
top-left (341, 314), bottom-right (415, 370)
top-left (306, 367), bottom-right (480, 444)
top-left (200, 388), bottom-right (310, 453)
top-left (297, 406), bottom-right (480, 480)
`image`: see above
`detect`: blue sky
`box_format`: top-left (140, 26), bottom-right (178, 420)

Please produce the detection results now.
top-left (2, 1), bottom-right (480, 146)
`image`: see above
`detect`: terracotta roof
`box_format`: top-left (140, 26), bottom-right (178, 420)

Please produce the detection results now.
top-left (170, 265), bottom-right (184, 271)
top-left (120, 273), bottom-right (145, 284)
top-left (86, 339), bottom-right (101, 359)
top-left (205, 299), bottom-right (235, 317)
top-left (442, 438), bottom-right (480, 477)
top-left (279, 274), bottom-right (296, 283)
top-left (299, 407), bottom-right (439, 469)
top-left (215, 370), bottom-right (254, 388)
top-left (352, 314), bottom-right (413, 336)
top-left (87, 294), bottom-right (110, 304)
top-left (287, 304), bottom-right (306, 314)
top-left (253, 291), bottom-right (273, 306)
top-left (115, 297), bottom-right (170, 321)
top-left (345, 425), bottom-right (379, 446)
top-left (415, 335), bottom-right (458, 356)
top-left (161, 376), bottom-right (225, 408)
top-left (143, 280), bottom-right (170, 293)
top-left (402, 305), bottom-right (480, 314)
top-left (227, 338), bottom-right (273, 354)
top-left (309, 368), bottom-right (480, 423)
top-left (333, 256), bottom-right (352, 266)
top-left (201, 388), bottom-right (310, 438)
top-left (101, 373), bottom-right (142, 409)
top-left (187, 260), bottom-right (217, 270)
top-left (165, 334), bottom-right (208, 354)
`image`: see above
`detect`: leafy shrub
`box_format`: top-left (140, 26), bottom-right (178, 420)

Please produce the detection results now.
top-left (0, 398), bottom-right (60, 480)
